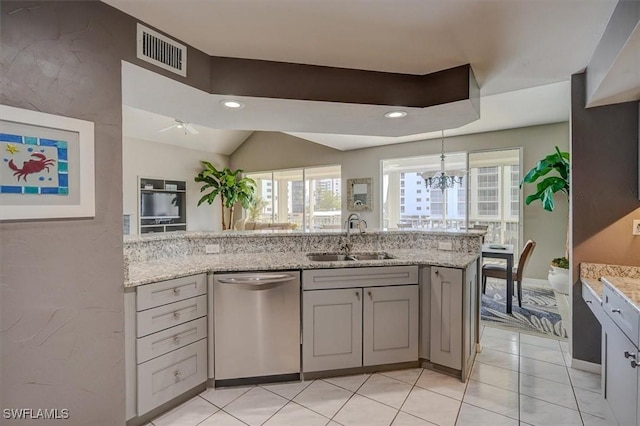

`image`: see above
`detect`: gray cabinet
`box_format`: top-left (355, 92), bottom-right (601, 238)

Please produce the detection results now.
top-left (303, 288), bottom-right (363, 372)
top-left (363, 285), bottom-right (419, 366)
top-left (430, 261), bottom-right (478, 377)
top-left (430, 266), bottom-right (463, 370)
top-left (302, 266), bottom-right (419, 373)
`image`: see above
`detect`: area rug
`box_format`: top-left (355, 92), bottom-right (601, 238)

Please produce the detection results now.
top-left (481, 278), bottom-right (568, 339)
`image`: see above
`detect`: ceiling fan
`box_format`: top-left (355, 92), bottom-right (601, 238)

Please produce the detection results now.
top-left (159, 119), bottom-right (199, 135)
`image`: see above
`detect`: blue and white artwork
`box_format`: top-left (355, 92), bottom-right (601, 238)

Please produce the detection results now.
top-left (0, 133), bottom-right (68, 195)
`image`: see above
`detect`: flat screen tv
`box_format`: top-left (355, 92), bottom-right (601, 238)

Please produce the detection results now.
top-left (140, 192), bottom-right (181, 219)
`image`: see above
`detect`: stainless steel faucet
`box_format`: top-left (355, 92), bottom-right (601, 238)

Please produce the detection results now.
top-left (339, 213), bottom-right (365, 255)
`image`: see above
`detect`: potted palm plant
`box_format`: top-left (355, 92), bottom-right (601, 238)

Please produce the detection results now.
top-left (195, 162), bottom-right (256, 230)
top-left (520, 146), bottom-right (570, 294)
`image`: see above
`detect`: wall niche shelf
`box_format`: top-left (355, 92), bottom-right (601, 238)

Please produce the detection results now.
top-left (139, 177), bottom-right (187, 234)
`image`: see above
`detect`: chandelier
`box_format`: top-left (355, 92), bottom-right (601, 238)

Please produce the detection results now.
top-left (421, 130), bottom-right (465, 192)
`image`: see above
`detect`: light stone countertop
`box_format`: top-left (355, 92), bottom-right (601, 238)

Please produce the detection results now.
top-left (581, 277), bottom-right (604, 301)
top-left (601, 276), bottom-right (640, 310)
top-left (125, 249), bottom-right (480, 287)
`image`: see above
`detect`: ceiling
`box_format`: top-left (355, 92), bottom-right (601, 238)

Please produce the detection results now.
top-left (112, 0), bottom-right (617, 152)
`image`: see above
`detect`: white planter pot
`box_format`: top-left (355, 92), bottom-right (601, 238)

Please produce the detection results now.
top-left (548, 265), bottom-right (570, 295)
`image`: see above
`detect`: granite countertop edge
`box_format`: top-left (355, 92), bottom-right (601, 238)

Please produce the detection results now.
top-left (125, 250), bottom-right (480, 287)
top-left (580, 277), bottom-right (604, 301)
top-left (601, 276), bottom-right (640, 312)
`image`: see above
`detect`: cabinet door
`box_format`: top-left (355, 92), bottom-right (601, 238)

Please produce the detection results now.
top-left (363, 285), bottom-right (419, 366)
top-left (430, 267), bottom-right (463, 370)
top-left (603, 317), bottom-right (638, 426)
top-left (303, 289), bottom-right (363, 372)
top-left (419, 267), bottom-right (431, 360)
top-left (462, 261), bottom-right (478, 379)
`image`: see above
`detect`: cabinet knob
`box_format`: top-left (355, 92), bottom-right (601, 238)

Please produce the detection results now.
top-left (173, 287), bottom-right (181, 295)
top-left (173, 311), bottom-right (181, 320)
top-left (625, 351), bottom-right (636, 360)
top-left (173, 335), bottom-right (180, 345)
top-left (632, 360), bottom-right (639, 369)
top-left (612, 308), bottom-right (621, 313)
top-left (585, 300), bottom-right (592, 304)
top-left (368, 291), bottom-right (372, 299)
top-left (174, 370), bottom-right (181, 382)
top-left (435, 270), bottom-right (439, 275)
top-left (355, 291), bottom-right (360, 301)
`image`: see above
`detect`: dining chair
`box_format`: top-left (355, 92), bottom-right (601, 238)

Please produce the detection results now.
top-left (482, 239), bottom-right (536, 308)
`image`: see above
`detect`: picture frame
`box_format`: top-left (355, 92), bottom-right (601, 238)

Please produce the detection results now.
top-left (0, 105), bottom-right (95, 220)
top-left (346, 177), bottom-right (372, 211)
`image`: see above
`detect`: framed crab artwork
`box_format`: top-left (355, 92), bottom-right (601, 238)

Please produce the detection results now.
top-left (0, 105), bottom-right (94, 220)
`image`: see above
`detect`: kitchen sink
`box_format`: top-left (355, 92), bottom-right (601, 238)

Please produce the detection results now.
top-left (306, 252), bottom-right (394, 261)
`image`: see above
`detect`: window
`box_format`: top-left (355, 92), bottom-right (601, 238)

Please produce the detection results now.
top-left (382, 153), bottom-right (467, 229)
top-left (244, 165), bottom-right (341, 231)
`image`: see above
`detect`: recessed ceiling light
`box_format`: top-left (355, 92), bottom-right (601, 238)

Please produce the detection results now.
top-left (220, 100), bottom-right (244, 109)
top-left (384, 110), bottom-right (407, 119)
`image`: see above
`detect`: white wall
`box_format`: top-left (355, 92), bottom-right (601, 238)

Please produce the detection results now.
top-left (123, 137), bottom-right (229, 233)
top-left (230, 123), bottom-right (570, 279)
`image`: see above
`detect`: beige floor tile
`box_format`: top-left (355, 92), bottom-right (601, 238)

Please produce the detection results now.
top-left (481, 326), bottom-right (519, 342)
top-left (480, 335), bottom-right (519, 355)
top-left (574, 386), bottom-right (605, 418)
top-left (261, 380), bottom-right (313, 400)
top-left (392, 411), bottom-right (436, 425)
top-left (462, 381), bottom-right (519, 420)
top-left (469, 362), bottom-right (518, 392)
top-left (200, 386), bottom-right (253, 409)
top-left (224, 387), bottom-right (288, 426)
top-left (519, 333), bottom-right (562, 351)
top-left (519, 357), bottom-right (571, 385)
top-left (357, 374), bottom-right (413, 409)
top-left (415, 369), bottom-right (467, 400)
top-left (199, 410), bottom-right (247, 426)
top-left (519, 342), bottom-right (566, 366)
top-left (401, 387), bottom-right (461, 426)
top-left (379, 368), bottom-right (424, 385)
top-left (519, 395), bottom-right (582, 425)
top-left (475, 347), bottom-right (519, 371)
top-left (152, 396), bottom-right (218, 426)
top-left (334, 394), bottom-right (398, 426)
top-left (263, 401), bottom-right (330, 426)
top-left (568, 368), bottom-right (601, 392)
top-left (455, 403), bottom-right (518, 426)
top-left (293, 380), bottom-right (353, 418)
top-left (323, 374), bottom-right (370, 392)
top-left (519, 373), bottom-right (578, 410)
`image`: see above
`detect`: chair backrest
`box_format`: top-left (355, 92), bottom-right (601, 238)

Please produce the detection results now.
top-left (516, 239), bottom-right (536, 282)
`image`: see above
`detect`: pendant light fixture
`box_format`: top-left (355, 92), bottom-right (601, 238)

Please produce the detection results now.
top-left (421, 130), bottom-right (465, 192)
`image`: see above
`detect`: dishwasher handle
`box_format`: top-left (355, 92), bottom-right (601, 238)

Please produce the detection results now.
top-left (216, 274), bottom-right (296, 286)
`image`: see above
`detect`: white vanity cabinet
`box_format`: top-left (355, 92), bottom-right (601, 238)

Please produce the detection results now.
top-left (125, 274), bottom-right (209, 421)
top-left (302, 266), bottom-right (419, 373)
top-left (430, 261), bottom-right (478, 378)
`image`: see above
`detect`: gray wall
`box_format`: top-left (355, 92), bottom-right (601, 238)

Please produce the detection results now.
top-left (0, 2), bottom-right (211, 424)
top-left (230, 123), bottom-right (570, 279)
top-left (571, 73), bottom-right (640, 364)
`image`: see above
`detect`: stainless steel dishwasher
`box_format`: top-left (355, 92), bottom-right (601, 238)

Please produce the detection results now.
top-left (214, 271), bottom-right (300, 385)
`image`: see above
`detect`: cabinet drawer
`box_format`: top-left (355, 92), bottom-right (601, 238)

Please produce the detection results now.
top-left (137, 317), bottom-right (207, 364)
top-left (303, 266), bottom-right (418, 290)
top-left (603, 286), bottom-right (639, 346)
top-left (137, 295), bottom-right (207, 338)
top-left (137, 274), bottom-right (206, 311)
top-left (137, 339), bottom-right (207, 416)
top-left (581, 282), bottom-right (604, 323)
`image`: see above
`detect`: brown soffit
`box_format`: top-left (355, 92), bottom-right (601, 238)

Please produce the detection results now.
top-left (209, 57), bottom-right (478, 109)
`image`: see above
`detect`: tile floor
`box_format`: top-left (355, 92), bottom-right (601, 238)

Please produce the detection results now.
top-left (148, 325), bottom-right (606, 426)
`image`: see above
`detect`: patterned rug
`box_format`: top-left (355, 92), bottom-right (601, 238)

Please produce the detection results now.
top-left (481, 278), bottom-right (568, 339)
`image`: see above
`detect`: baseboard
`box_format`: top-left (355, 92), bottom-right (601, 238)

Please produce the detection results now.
top-left (570, 358), bottom-right (601, 374)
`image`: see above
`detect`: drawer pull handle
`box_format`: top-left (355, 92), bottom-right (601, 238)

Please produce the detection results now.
top-left (612, 309), bottom-right (621, 313)
top-left (625, 351), bottom-right (636, 360)
top-left (174, 370), bottom-right (181, 382)
top-left (173, 311), bottom-right (181, 320)
top-left (585, 300), bottom-right (592, 304)
top-left (173, 288), bottom-right (181, 295)
top-left (632, 361), bottom-right (638, 369)
top-left (173, 335), bottom-right (180, 345)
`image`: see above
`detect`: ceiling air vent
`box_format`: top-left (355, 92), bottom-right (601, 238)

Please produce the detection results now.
top-left (136, 23), bottom-right (187, 77)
